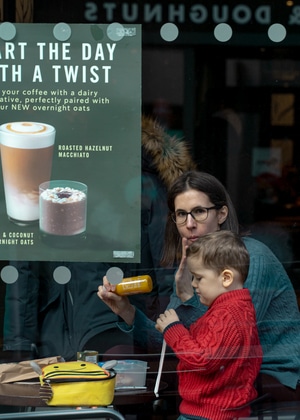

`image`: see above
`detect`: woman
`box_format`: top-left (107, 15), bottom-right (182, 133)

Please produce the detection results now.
top-left (98, 170), bottom-right (300, 399)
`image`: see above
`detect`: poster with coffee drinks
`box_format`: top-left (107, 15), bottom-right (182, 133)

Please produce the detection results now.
top-left (0, 23), bottom-right (141, 262)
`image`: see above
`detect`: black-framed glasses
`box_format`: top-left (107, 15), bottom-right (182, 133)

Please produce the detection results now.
top-left (171, 206), bottom-right (219, 225)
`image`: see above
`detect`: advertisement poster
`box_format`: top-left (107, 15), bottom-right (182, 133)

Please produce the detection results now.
top-left (0, 22), bottom-right (141, 262)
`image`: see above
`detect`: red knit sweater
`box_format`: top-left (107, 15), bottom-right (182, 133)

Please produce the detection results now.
top-left (163, 289), bottom-right (262, 420)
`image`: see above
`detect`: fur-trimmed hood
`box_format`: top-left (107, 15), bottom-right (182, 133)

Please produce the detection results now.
top-left (142, 115), bottom-right (196, 189)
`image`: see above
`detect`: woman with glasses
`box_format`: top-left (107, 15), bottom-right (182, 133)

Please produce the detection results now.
top-left (98, 170), bottom-right (300, 401)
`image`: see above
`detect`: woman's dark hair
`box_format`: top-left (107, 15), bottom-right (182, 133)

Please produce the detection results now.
top-left (160, 170), bottom-right (240, 267)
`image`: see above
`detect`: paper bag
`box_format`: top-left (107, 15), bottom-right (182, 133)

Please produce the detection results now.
top-left (0, 356), bottom-right (63, 383)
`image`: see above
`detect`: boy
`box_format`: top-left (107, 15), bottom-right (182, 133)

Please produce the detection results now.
top-left (155, 230), bottom-right (262, 420)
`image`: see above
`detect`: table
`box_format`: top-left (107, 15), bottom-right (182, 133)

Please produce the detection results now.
top-left (0, 379), bottom-right (168, 409)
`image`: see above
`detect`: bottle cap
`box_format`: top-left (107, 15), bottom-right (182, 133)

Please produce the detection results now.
top-left (106, 267), bottom-right (124, 285)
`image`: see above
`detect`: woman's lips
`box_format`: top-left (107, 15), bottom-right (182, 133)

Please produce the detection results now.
top-left (188, 236), bottom-right (199, 242)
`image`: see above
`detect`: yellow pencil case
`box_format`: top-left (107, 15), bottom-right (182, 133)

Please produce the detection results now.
top-left (39, 361), bottom-right (116, 406)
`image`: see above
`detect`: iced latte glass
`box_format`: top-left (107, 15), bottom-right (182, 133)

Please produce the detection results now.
top-left (0, 122), bottom-right (55, 225)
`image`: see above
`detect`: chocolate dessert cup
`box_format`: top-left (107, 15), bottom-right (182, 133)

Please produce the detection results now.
top-left (39, 180), bottom-right (87, 247)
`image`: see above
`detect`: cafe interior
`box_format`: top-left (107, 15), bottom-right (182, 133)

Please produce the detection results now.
top-left (1, 0), bottom-right (300, 419)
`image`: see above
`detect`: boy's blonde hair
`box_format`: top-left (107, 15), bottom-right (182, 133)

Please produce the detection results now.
top-left (186, 230), bottom-right (249, 282)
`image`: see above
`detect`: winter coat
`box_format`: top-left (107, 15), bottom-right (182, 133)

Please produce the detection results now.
top-left (3, 115), bottom-right (196, 360)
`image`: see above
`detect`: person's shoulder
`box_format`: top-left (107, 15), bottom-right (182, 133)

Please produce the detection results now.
top-left (242, 235), bottom-right (287, 272)
top-left (242, 235), bottom-right (271, 253)
top-left (242, 235), bottom-right (281, 263)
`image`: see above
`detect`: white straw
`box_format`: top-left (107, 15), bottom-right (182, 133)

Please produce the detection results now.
top-left (154, 339), bottom-right (166, 397)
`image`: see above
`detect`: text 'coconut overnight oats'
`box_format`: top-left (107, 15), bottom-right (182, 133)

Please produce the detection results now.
top-left (0, 122), bottom-right (55, 225)
top-left (39, 183), bottom-right (87, 237)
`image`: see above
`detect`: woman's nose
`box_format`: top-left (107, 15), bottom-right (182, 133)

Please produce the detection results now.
top-left (186, 213), bottom-right (197, 228)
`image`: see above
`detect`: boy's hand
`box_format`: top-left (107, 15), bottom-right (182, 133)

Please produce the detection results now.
top-left (155, 309), bottom-right (179, 333)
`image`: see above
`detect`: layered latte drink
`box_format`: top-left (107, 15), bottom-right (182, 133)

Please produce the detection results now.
top-left (0, 122), bottom-right (55, 225)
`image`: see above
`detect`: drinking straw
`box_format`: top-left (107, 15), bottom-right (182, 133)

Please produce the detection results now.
top-left (154, 339), bottom-right (166, 397)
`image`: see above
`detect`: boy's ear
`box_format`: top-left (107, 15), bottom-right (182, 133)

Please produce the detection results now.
top-left (222, 269), bottom-right (234, 288)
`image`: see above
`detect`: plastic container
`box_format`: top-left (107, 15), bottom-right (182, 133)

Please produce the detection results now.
top-left (114, 360), bottom-right (148, 388)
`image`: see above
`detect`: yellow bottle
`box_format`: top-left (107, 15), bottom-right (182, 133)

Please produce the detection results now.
top-left (115, 275), bottom-right (153, 295)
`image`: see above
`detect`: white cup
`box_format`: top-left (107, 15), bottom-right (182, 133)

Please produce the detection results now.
top-left (0, 122), bottom-right (55, 225)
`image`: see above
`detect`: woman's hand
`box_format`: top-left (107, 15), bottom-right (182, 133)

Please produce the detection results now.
top-left (97, 276), bottom-right (136, 326)
top-left (155, 309), bottom-right (179, 333)
top-left (175, 237), bottom-right (194, 302)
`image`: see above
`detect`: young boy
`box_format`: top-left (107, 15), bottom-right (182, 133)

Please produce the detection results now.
top-left (155, 230), bottom-right (263, 420)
